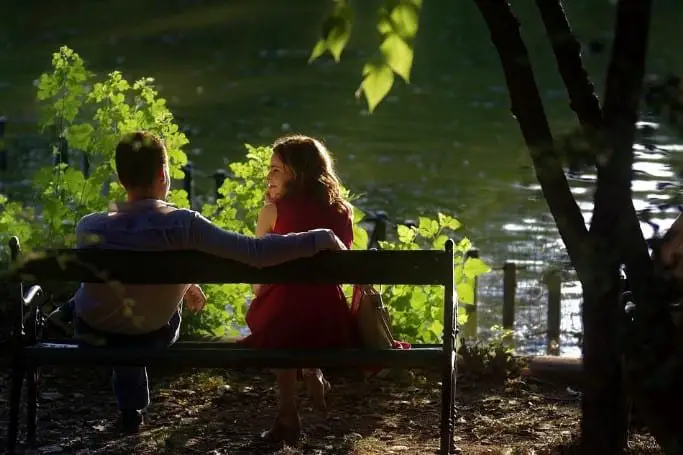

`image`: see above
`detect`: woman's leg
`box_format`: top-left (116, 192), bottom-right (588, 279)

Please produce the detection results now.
top-left (302, 368), bottom-right (331, 411)
top-left (276, 369), bottom-right (299, 422)
top-left (263, 369), bottom-right (301, 443)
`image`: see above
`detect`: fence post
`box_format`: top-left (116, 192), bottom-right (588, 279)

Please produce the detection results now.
top-left (0, 116), bottom-right (7, 172)
top-left (403, 219), bottom-right (417, 229)
top-left (52, 137), bottom-right (69, 166)
top-left (368, 211), bottom-right (388, 249)
top-left (214, 169), bottom-right (227, 200)
top-left (502, 261), bottom-right (517, 346)
top-left (81, 152), bottom-right (90, 178)
top-left (545, 269), bottom-right (562, 355)
top-left (462, 249), bottom-right (480, 339)
top-left (183, 162), bottom-right (194, 208)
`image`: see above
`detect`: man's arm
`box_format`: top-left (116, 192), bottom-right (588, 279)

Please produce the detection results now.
top-left (187, 212), bottom-right (342, 268)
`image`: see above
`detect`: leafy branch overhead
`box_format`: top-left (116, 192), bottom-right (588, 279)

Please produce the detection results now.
top-left (309, 0), bottom-right (423, 113)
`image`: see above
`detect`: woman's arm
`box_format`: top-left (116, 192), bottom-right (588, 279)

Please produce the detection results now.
top-left (252, 203), bottom-right (277, 295)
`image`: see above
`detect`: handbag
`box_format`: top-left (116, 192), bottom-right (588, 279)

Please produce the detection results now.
top-left (350, 284), bottom-right (396, 349)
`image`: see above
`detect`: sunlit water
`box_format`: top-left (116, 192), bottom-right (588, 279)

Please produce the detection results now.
top-left (481, 119), bottom-right (683, 357)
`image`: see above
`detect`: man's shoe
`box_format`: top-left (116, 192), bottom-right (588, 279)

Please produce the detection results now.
top-left (45, 303), bottom-right (75, 338)
top-left (120, 409), bottom-right (144, 434)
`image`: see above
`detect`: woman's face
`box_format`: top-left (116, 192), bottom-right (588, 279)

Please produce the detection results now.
top-left (266, 152), bottom-right (292, 201)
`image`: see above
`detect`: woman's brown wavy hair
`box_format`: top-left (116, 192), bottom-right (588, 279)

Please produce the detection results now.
top-left (272, 134), bottom-right (348, 212)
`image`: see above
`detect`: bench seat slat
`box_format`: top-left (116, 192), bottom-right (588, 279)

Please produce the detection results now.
top-left (24, 343), bottom-right (444, 368)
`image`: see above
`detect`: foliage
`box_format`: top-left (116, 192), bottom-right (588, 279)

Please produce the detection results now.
top-left (310, 0), bottom-right (423, 112)
top-left (1, 46), bottom-right (490, 343)
top-left (457, 334), bottom-right (523, 383)
top-left (0, 45), bottom-right (192, 318)
top-left (378, 215), bottom-right (491, 343)
top-left (0, 45), bottom-right (191, 257)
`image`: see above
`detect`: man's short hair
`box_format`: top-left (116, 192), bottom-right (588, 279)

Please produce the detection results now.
top-left (115, 131), bottom-right (167, 189)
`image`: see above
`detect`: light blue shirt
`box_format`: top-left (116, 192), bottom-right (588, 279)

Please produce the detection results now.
top-left (73, 199), bottom-right (333, 334)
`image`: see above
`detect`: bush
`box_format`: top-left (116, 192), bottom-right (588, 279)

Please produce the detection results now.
top-left (0, 46), bottom-right (490, 343)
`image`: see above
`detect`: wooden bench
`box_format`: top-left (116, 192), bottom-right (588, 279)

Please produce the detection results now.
top-left (4, 236), bottom-right (460, 454)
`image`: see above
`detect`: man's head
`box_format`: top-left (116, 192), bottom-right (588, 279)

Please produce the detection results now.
top-left (115, 131), bottom-right (170, 201)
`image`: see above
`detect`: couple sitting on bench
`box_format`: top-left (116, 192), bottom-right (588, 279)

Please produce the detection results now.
top-left (54, 131), bottom-right (359, 444)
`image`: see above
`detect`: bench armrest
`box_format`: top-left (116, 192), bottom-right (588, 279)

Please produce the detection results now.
top-left (22, 285), bottom-right (44, 307)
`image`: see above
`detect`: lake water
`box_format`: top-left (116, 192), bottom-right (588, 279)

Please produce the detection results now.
top-left (1, 0), bottom-right (682, 355)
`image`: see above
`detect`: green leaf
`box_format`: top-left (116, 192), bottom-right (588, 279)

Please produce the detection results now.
top-left (437, 212), bottom-right (462, 231)
top-left (66, 123), bottom-right (94, 150)
top-left (417, 216), bottom-right (439, 239)
top-left (359, 63), bottom-right (394, 113)
top-left (62, 168), bottom-right (85, 193)
top-left (167, 189), bottom-right (190, 208)
top-left (325, 17), bottom-right (351, 62)
top-left (397, 224), bottom-right (416, 243)
top-left (377, 16), bottom-right (394, 34)
top-left (456, 237), bottom-right (472, 253)
top-left (390, 3), bottom-right (420, 40)
top-left (464, 258), bottom-right (491, 279)
top-left (310, 0), bottom-right (352, 63)
top-left (308, 39), bottom-right (328, 63)
top-left (432, 234), bottom-right (449, 249)
top-left (352, 223), bottom-right (369, 250)
top-left (380, 34), bottom-right (413, 82)
top-left (456, 282), bottom-right (475, 305)
top-left (457, 305), bottom-right (469, 324)
top-left (429, 319), bottom-right (443, 338)
top-left (409, 287), bottom-right (427, 310)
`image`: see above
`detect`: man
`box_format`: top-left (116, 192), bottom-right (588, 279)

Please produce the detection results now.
top-left (70, 131), bottom-right (345, 433)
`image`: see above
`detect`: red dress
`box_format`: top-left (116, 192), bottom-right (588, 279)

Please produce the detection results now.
top-left (241, 195), bottom-right (358, 349)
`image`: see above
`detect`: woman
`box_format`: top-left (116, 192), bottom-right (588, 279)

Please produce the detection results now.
top-left (241, 134), bottom-right (357, 443)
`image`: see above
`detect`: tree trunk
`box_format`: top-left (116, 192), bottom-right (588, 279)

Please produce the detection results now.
top-left (475, 0), bottom-right (659, 452)
top-left (472, 0), bottom-right (588, 268)
top-left (581, 229), bottom-right (628, 453)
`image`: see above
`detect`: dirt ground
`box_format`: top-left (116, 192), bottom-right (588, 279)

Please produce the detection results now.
top-left (0, 366), bottom-right (662, 455)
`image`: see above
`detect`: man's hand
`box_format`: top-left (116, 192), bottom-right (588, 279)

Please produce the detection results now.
top-left (184, 284), bottom-right (207, 312)
top-left (321, 230), bottom-right (347, 251)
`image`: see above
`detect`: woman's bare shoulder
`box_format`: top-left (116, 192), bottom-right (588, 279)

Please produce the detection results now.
top-left (256, 203), bottom-right (278, 236)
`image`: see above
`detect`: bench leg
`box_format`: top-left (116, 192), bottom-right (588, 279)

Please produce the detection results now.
top-left (6, 361), bottom-right (25, 454)
top-left (440, 352), bottom-right (458, 455)
top-left (26, 366), bottom-right (39, 448)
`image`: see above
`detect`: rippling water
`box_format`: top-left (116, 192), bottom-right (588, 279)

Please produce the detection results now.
top-left (473, 119), bottom-right (683, 357)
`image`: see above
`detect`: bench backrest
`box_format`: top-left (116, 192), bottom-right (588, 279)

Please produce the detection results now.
top-left (9, 243), bottom-right (455, 286)
top-left (5, 237), bottom-right (457, 350)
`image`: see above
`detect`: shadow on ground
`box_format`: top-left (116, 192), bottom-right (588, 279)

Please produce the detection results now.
top-left (0, 366), bottom-right (661, 454)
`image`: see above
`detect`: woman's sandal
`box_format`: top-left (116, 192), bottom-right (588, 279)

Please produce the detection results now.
top-left (302, 369), bottom-right (331, 411)
top-left (261, 419), bottom-right (301, 445)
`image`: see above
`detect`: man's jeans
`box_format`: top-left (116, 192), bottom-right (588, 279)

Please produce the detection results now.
top-left (73, 305), bottom-right (181, 412)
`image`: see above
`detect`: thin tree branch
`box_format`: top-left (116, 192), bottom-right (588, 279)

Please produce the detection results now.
top-left (597, 0), bottom-right (654, 298)
top-left (535, 0), bottom-right (603, 131)
top-left (473, 0), bottom-right (589, 274)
